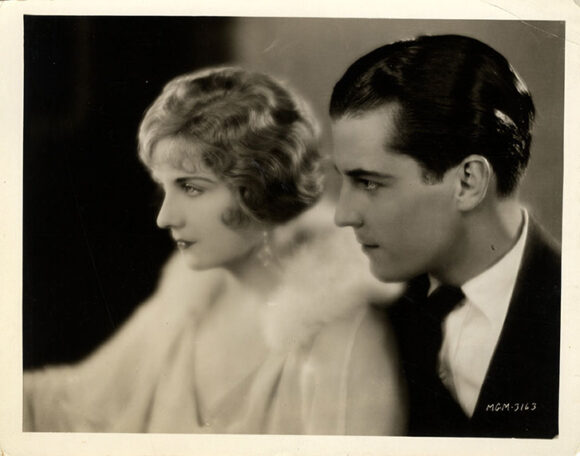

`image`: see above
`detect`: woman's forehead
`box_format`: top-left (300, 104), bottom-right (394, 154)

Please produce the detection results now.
top-left (151, 136), bottom-right (212, 174)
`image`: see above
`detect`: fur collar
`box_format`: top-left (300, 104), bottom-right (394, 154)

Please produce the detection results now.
top-left (261, 202), bottom-right (403, 352)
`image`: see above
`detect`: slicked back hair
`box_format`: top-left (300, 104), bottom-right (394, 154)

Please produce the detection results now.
top-left (330, 34), bottom-right (535, 196)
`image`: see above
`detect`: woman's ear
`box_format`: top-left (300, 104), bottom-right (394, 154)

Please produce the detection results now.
top-left (455, 154), bottom-right (492, 211)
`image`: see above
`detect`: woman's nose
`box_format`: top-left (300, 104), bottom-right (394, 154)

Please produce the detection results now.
top-left (156, 193), bottom-right (183, 229)
top-left (334, 186), bottom-right (363, 228)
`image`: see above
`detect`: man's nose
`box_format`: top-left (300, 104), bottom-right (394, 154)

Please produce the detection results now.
top-left (156, 193), bottom-right (183, 229)
top-left (334, 186), bottom-right (363, 228)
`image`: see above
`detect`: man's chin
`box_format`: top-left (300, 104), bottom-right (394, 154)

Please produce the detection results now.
top-left (370, 263), bottom-right (397, 283)
top-left (369, 261), bottom-right (413, 283)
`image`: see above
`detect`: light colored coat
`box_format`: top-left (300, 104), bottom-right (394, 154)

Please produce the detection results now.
top-left (24, 204), bottom-right (407, 435)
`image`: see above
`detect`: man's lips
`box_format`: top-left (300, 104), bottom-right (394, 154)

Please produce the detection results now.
top-left (356, 236), bottom-right (379, 249)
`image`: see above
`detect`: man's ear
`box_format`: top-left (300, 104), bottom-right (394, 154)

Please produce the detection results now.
top-left (455, 155), bottom-right (492, 211)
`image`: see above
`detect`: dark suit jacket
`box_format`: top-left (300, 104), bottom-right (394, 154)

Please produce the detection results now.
top-left (386, 218), bottom-right (561, 438)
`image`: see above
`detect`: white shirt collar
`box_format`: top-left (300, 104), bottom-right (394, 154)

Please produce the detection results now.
top-left (428, 209), bottom-right (529, 324)
top-left (460, 209), bottom-right (529, 325)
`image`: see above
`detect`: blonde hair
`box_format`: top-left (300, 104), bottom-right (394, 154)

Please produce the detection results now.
top-left (138, 67), bottom-right (324, 226)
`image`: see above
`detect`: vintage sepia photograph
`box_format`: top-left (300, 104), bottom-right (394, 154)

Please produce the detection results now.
top-left (1, 2), bottom-right (579, 456)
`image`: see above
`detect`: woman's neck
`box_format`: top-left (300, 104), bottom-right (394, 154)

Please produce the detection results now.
top-left (221, 245), bottom-right (283, 301)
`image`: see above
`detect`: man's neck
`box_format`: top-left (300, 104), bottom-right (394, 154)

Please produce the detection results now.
top-left (433, 199), bottom-right (524, 286)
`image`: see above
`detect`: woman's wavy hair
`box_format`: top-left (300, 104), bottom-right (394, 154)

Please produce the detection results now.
top-left (139, 67), bottom-right (323, 227)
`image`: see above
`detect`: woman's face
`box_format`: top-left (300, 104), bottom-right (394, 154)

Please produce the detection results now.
top-left (150, 136), bottom-right (264, 271)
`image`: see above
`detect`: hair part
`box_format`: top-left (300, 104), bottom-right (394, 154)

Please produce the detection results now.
top-left (139, 67), bottom-right (324, 227)
top-left (329, 34), bottom-right (535, 197)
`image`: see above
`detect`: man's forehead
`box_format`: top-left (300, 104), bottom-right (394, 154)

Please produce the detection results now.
top-left (331, 108), bottom-right (399, 168)
top-left (332, 103), bottom-right (400, 131)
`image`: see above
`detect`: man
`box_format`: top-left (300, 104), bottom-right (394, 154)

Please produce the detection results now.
top-left (329, 35), bottom-right (560, 438)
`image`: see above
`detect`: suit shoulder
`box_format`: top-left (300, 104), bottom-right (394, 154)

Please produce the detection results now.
top-left (521, 219), bottom-right (561, 291)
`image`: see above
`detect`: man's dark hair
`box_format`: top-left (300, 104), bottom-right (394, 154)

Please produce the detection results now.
top-left (329, 34), bottom-right (535, 196)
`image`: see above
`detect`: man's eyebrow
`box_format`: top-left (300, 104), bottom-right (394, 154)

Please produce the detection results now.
top-left (334, 165), bottom-right (393, 180)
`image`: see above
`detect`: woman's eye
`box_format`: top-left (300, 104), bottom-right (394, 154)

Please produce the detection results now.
top-left (181, 182), bottom-right (203, 196)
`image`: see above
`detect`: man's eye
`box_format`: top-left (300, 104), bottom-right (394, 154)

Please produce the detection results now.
top-left (357, 179), bottom-right (380, 192)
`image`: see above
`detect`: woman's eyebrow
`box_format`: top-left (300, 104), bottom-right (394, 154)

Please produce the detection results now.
top-left (150, 172), bottom-right (217, 186)
top-left (175, 175), bottom-right (217, 185)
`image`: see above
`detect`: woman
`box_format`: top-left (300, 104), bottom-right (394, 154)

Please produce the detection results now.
top-left (24, 67), bottom-right (406, 434)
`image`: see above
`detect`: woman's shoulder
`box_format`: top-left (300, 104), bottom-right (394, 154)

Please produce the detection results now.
top-left (280, 305), bottom-right (406, 435)
top-left (262, 202), bottom-right (404, 353)
top-left (304, 304), bottom-right (399, 373)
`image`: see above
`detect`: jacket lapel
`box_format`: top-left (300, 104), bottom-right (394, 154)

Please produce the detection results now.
top-left (470, 218), bottom-right (561, 437)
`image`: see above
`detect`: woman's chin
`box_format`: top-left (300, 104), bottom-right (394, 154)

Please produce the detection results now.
top-left (178, 252), bottom-right (212, 271)
top-left (178, 245), bottom-right (262, 274)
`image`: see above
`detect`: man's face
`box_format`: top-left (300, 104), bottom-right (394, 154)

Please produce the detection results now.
top-left (332, 105), bottom-right (463, 282)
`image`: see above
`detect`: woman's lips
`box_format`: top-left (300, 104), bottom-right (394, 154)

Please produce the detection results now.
top-left (176, 240), bottom-right (195, 250)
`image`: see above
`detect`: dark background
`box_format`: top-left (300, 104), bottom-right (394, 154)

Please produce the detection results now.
top-left (23, 16), bottom-right (236, 368)
top-left (23, 17), bottom-right (565, 369)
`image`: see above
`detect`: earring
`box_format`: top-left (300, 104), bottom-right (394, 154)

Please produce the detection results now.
top-left (257, 230), bottom-right (274, 267)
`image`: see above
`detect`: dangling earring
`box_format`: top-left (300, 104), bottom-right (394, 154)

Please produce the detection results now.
top-left (257, 230), bottom-right (274, 268)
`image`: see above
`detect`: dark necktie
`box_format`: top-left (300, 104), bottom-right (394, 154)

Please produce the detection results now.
top-left (392, 277), bottom-right (469, 435)
top-left (423, 284), bottom-right (465, 373)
